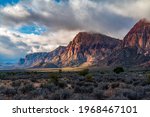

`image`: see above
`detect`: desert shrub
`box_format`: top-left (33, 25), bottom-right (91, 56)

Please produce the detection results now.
top-left (74, 85), bottom-right (93, 93)
top-left (75, 81), bottom-right (85, 86)
top-left (115, 88), bottom-right (144, 100)
top-left (100, 71), bottom-right (105, 74)
top-left (30, 88), bottom-right (49, 99)
top-left (113, 67), bottom-right (124, 74)
top-left (48, 73), bottom-right (59, 85)
top-left (12, 80), bottom-right (21, 87)
top-left (19, 84), bottom-right (35, 94)
top-left (51, 89), bottom-right (72, 100)
top-left (30, 89), bottom-right (40, 97)
top-left (122, 89), bottom-right (137, 100)
top-left (78, 77), bottom-right (85, 82)
top-left (93, 89), bottom-right (105, 99)
top-left (111, 82), bottom-right (120, 89)
top-left (0, 86), bottom-right (6, 93)
top-left (79, 69), bottom-right (89, 76)
top-left (144, 85), bottom-right (150, 92)
top-left (1, 88), bottom-right (17, 96)
top-left (83, 82), bottom-right (94, 87)
top-left (133, 80), bottom-right (141, 86)
top-left (85, 74), bottom-right (93, 82)
top-left (62, 77), bottom-right (71, 84)
top-left (98, 83), bottom-right (109, 90)
top-left (41, 83), bottom-right (57, 92)
top-left (31, 78), bottom-right (37, 82)
top-left (58, 80), bottom-right (67, 88)
top-left (134, 86), bottom-right (145, 99)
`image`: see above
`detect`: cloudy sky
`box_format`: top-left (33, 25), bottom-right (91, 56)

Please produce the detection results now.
top-left (0, 0), bottom-right (150, 63)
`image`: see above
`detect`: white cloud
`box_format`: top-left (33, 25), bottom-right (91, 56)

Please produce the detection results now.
top-left (0, 27), bottom-right (78, 57)
top-left (1, 4), bottom-right (30, 18)
top-left (107, 0), bottom-right (150, 19)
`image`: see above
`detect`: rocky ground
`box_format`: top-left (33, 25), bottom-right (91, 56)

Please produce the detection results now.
top-left (0, 68), bottom-right (150, 100)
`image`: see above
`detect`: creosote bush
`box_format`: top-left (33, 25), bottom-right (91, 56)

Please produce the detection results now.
top-left (85, 74), bottom-right (93, 82)
top-left (113, 67), bottom-right (124, 74)
top-left (19, 84), bottom-right (35, 94)
top-left (48, 73), bottom-right (59, 85)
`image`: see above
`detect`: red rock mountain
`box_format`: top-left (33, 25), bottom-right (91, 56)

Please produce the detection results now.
top-left (19, 18), bottom-right (150, 68)
top-left (19, 32), bottom-right (121, 68)
top-left (105, 18), bottom-right (150, 67)
top-left (53, 32), bottom-right (121, 67)
top-left (123, 18), bottom-right (150, 54)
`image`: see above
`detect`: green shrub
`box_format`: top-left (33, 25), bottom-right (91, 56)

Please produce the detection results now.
top-left (113, 67), bottom-right (124, 74)
top-left (85, 74), bottom-right (93, 82)
top-left (19, 84), bottom-right (35, 94)
top-left (58, 80), bottom-right (67, 88)
top-left (79, 69), bottom-right (89, 76)
top-left (12, 80), bottom-right (21, 87)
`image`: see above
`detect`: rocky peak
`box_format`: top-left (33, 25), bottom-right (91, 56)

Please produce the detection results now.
top-left (68, 32), bottom-right (121, 48)
top-left (123, 18), bottom-right (150, 52)
top-left (59, 32), bottom-right (121, 67)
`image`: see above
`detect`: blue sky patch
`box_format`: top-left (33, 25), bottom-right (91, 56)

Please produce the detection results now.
top-left (17, 24), bottom-right (47, 35)
top-left (0, 0), bottom-right (20, 6)
top-left (55, 0), bottom-right (61, 3)
top-left (54, 0), bottom-right (68, 4)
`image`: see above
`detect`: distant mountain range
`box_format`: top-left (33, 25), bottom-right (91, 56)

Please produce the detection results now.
top-left (19, 18), bottom-right (150, 68)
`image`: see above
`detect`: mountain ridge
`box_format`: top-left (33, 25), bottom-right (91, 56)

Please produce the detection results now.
top-left (19, 18), bottom-right (150, 68)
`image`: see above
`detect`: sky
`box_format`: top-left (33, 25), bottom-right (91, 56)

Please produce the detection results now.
top-left (0, 0), bottom-right (150, 63)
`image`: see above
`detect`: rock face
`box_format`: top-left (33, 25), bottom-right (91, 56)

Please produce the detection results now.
top-left (19, 52), bottom-right (48, 68)
top-left (123, 18), bottom-right (150, 54)
top-left (105, 18), bottom-right (150, 67)
top-left (55, 32), bottom-right (121, 67)
top-left (19, 18), bottom-right (150, 68)
top-left (20, 46), bottom-right (66, 68)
